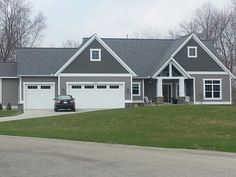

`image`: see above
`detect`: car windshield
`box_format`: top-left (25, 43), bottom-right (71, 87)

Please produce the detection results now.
top-left (57, 95), bottom-right (72, 100)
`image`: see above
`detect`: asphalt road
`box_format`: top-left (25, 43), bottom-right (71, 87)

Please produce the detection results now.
top-left (0, 135), bottom-right (235, 177)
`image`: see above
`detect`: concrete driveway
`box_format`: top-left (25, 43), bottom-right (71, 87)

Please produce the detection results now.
top-left (0, 109), bottom-right (99, 122)
top-left (0, 136), bottom-right (235, 177)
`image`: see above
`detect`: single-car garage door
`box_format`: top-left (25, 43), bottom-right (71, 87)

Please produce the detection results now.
top-left (67, 82), bottom-right (125, 109)
top-left (24, 83), bottom-right (55, 109)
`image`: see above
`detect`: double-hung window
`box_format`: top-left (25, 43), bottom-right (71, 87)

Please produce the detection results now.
top-left (204, 79), bottom-right (222, 100)
top-left (132, 82), bottom-right (141, 96)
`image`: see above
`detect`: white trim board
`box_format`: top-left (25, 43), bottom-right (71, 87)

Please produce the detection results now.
top-left (55, 34), bottom-right (137, 76)
top-left (188, 71), bottom-right (227, 75)
top-left (59, 73), bottom-right (131, 77)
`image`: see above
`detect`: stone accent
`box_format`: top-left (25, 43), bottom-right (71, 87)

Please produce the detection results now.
top-left (155, 97), bottom-right (164, 104)
top-left (177, 97), bottom-right (185, 104)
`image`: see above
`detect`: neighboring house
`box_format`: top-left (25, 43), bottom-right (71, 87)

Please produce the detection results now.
top-left (0, 34), bottom-right (235, 109)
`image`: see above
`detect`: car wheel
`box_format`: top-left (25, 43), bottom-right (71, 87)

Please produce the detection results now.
top-left (54, 108), bottom-right (58, 112)
top-left (72, 108), bottom-right (76, 112)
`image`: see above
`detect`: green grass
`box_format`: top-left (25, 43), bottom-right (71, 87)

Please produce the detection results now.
top-left (0, 105), bottom-right (235, 152)
top-left (0, 109), bottom-right (21, 117)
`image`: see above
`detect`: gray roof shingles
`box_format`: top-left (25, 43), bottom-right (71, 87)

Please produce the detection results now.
top-left (13, 35), bottom-right (220, 77)
top-left (0, 62), bottom-right (17, 77)
top-left (16, 48), bottom-right (77, 75)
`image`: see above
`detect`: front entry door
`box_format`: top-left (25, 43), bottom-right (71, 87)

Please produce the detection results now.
top-left (163, 84), bottom-right (172, 103)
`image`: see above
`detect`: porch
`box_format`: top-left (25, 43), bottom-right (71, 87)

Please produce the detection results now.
top-left (144, 78), bottom-right (194, 104)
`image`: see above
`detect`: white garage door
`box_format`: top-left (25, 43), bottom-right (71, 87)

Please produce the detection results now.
top-left (67, 82), bottom-right (125, 109)
top-left (24, 83), bottom-right (55, 109)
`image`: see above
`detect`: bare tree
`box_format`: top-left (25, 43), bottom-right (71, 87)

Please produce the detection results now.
top-left (133, 29), bottom-right (160, 39)
top-left (169, 2), bottom-right (236, 75)
top-left (0, 0), bottom-right (46, 62)
top-left (62, 39), bottom-right (80, 48)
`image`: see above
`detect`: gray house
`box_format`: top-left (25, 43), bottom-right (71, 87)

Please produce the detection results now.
top-left (0, 34), bottom-right (235, 109)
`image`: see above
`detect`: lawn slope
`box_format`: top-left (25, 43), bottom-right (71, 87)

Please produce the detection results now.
top-left (0, 105), bottom-right (235, 152)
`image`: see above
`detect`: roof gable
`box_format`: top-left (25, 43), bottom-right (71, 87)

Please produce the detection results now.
top-left (62, 39), bottom-right (129, 74)
top-left (174, 38), bottom-right (223, 72)
top-left (56, 34), bottom-right (137, 76)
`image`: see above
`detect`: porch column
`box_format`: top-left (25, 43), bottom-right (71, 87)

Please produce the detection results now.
top-left (157, 78), bottom-right (163, 97)
top-left (156, 78), bottom-right (164, 103)
top-left (179, 78), bottom-right (185, 97)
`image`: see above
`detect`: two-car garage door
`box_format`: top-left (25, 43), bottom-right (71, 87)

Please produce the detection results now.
top-left (67, 82), bottom-right (125, 109)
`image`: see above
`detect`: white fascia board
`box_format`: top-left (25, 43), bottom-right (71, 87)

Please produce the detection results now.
top-left (18, 75), bottom-right (56, 77)
top-left (152, 58), bottom-right (172, 78)
top-left (59, 73), bottom-right (131, 77)
top-left (152, 58), bottom-right (191, 79)
top-left (0, 77), bottom-right (19, 78)
top-left (187, 71), bottom-right (227, 75)
top-left (170, 34), bottom-right (194, 58)
top-left (55, 34), bottom-right (137, 77)
top-left (171, 59), bottom-right (192, 78)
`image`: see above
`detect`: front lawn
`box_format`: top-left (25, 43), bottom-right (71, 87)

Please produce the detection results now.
top-left (0, 105), bottom-right (235, 152)
top-left (0, 110), bottom-right (21, 117)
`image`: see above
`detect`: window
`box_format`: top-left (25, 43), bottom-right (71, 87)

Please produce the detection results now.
top-left (132, 82), bottom-right (141, 96)
top-left (84, 85), bottom-right (94, 89)
top-left (110, 85), bottom-right (119, 89)
top-left (97, 85), bottom-right (107, 89)
top-left (90, 49), bottom-right (101, 61)
top-left (187, 46), bottom-right (197, 58)
top-left (204, 79), bottom-right (222, 100)
top-left (72, 85), bottom-right (81, 89)
top-left (41, 86), bottom-right (51, 89)
top-left (28, 86), bottom-right (37, 89)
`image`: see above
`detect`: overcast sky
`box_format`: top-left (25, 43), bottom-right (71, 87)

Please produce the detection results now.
top-left (29, 0), bottom-right (230, 47)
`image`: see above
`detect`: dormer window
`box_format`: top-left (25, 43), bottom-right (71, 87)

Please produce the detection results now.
top-left (187, 46), bottom-right (197, 58)
top-left (90, 49), bottom-right (101, 61)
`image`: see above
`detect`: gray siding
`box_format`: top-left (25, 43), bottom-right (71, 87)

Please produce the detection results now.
top-left (132, 79), bottom-right (144, 101)
top-left (60, 76), bottom-right (131, 100)
top-left (63, 40), bottom-right (129, 74)
top-left (21, 77), bottom-right (58, 99)
top-left (2, 78), bottom-right (19, 106)
top-left (144, 79), bottom-right (157, 100)
top-left (174, 38), bottom-right (223, 71)
top-left (191, 74), bottom-right (231, 103)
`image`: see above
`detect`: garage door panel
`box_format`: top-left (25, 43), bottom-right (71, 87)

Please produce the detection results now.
top-left (24, 83), bottom-right (55, 109)
top-left (67, 83), bottom-right (125, 109)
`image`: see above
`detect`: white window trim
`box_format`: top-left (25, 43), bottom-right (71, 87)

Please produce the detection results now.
top-left (187, 46), bottom-right (197, 58)
top-left (203, 79), bottom-right (222, 100)
top-left (132, 82), bottom-right (141, 96)
top-left (90, 49), bottom-right (101, 61)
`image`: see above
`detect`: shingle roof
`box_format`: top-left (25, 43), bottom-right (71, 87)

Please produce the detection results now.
top-left (16, 48), bottom-right (77, 75)
top-left (0, 62), bottom-right (17, 77)
top-left (14, 35), bottom-right (220, 77)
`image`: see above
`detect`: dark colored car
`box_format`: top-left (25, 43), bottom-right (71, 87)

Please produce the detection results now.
top-left (54, 95), bottom-right (75, 112)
